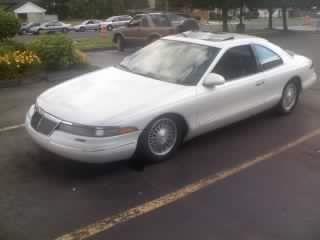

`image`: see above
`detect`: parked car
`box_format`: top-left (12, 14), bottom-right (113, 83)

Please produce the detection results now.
top-left (100, 15), bottom-right (133, 31)
top-left (30, 21), bottom-right (72, 35)
top-left (25, 32), bottom-right (317, 164)
top-left (113, 12), bottom-right (199, 51)
top-left (73, 20), bottom-right (102, 32)
top-left (245, 10), bottom-right (259, 19)
top-left (18, 22), bottom-right (40, 35)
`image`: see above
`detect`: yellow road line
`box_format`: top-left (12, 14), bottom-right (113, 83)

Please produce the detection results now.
top-left (55, 128), bottom-right (320, 240)
top-left (0, 124), bottom-right (24, 133)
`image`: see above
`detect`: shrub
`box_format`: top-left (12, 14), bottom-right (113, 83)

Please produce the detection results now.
top-left (0, 50), bottom-right (41, 80)
top-left (0, 9), bottom-right (20, 41)
top-left (29, 34), bottom-right (87, 71)
top-left (0, 39), bottom-right (25, 54)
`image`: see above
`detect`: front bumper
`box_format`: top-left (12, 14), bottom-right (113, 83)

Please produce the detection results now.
top-left (25, 105), bottom-right (139, 163)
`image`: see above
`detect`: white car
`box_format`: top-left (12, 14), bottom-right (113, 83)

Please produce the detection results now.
top-left (73, 20), bottom-right (102, 32)
top-left (31, 21), bottom-right (72, 35)
top-left (25, 32), bottom-right (317, 163)
top-left (100, 15), bottom-right (133, 31)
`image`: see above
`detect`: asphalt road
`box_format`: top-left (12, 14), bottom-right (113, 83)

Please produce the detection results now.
top-left (1, 31), bottom-right (320, 240)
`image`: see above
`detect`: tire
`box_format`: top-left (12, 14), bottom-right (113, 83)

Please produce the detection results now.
top-left (115, 35), bottom-right (125, 51)
top-left (276, 79), bottom-right (300, 115)
top-left (80, 27), bottom-right (86, 32)
top-left (107, 25), bottom-right (113, 31)
top-left (136, 115), bottom-right (184, 163)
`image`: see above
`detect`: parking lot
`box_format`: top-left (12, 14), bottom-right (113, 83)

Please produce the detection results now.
top-left (1, 31), bottom-right (320, 240)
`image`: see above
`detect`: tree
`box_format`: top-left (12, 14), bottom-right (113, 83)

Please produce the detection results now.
top-left (0, 8), bottom-right (20, 41)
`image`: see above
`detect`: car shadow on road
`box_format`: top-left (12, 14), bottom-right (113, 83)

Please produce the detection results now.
top-left (29, 108), bottom-right (290, 182)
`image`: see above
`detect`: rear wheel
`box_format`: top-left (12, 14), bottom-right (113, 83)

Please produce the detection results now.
top-left (137, 115), bottom-right (183, 163)
top-left (115, 35), bottom-right (125, 51)
top-left (277, 80), bottom-right (300, 114)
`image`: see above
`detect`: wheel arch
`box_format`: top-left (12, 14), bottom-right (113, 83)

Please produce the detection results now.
top-left (113, 32), bottom-right (125, 43)
top-left (289, 75), bottom-right (302, 92)
top-left (143, 112), bottom-right (190, 140)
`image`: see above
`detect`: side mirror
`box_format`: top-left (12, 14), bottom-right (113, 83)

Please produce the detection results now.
top-left (203, 73), bottom-right (226, 88)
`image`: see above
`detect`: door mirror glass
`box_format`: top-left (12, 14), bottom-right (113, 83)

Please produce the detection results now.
top-left (203, 73), bottom-right (226, 88)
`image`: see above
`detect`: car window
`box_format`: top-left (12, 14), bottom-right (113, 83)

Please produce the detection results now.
top-left (142, 17), bottom-right (149, 27)
top-left (112, 17), bottom-right (119, 22)
top-left (213, 45), bottom-right (258, 81)
top-left (129, 16), bottom-right (142, 27)
top-left (120, 16), bottom-right (130, 21)
top-left (151, 15), bottom-right (171, 27)
top-left (253, 44), bottom-right (283, 71)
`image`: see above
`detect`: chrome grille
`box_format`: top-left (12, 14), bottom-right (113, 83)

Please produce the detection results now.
top-left (31, 110), bottom-right (59, 136)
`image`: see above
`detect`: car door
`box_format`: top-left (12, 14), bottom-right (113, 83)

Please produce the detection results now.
top-left (196, 45), bottom-right (268, 131)
top-left (52, 22), bottom-right (63, 32)
top-left (112, 17), bottom-right (122, 28)
top-left (251, 44), bottom-right (286, 106)
top-left (150, 14), bottom-right (175, 37)
top-left (86, 20), bottom-right (95, 30)
top-left (124, 15), bottom-right (143, 40)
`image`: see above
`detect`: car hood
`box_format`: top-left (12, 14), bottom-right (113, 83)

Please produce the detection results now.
top-left (37, 67), bottom-right (189, 126)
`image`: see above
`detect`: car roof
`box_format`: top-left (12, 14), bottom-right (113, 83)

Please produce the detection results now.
top-left (164, 31), bottom-right (268, 49)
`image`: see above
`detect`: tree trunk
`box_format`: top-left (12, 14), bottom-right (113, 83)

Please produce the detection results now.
top-left (282, 6), bottom-right (288, 31)
top-left (268, 7), bottom-right (273, 29)
top-left (239, 0), bottom-right (244, 25)
top-left (222, 7), bottom-right (229, 32)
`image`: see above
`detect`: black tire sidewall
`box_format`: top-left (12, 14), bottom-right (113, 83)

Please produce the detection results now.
top-left (137, 116), bottom-right (183, 163)
top-left (115, 36), bottom-right (124, 51)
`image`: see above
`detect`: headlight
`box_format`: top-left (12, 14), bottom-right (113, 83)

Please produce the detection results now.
top-left (58, 123), bottom-right (138, 138)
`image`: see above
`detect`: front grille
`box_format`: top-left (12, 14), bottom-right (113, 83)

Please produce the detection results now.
top-left (31, 110), bottom-right (59, 136)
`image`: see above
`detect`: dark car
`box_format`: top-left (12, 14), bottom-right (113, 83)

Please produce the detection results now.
top-left (18, 22), bottom-right (40, 35)
top-left (113, 13), bottom-right (199, 51)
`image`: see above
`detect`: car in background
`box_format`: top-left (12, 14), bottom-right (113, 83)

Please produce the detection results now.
top-left (18, 22), bottom-right (40, 35)
top-left (73, 20), bottom-right (102, 32)
top-left (30, 21), bottom-right (72, 35)
top-left (100, 15), bottom-right (133, 31)
top-left (25, 32), bottom-right (317, 163)
top-left (113, 12), bottom-right (199, 51)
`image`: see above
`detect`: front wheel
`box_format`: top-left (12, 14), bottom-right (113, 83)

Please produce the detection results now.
top-left (137, 116), bottom-right (183, 163)
top-left (277, 80), bottom-right (300, 114)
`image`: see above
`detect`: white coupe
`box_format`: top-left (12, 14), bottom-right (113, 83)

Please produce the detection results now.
top-left (25, 32), bottom-right (317, 163)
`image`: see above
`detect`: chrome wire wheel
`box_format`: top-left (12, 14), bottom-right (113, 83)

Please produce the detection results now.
top-left (282, 82), bottom-right (298, 112)
top-left (147, 118), bottom-right (178, 156)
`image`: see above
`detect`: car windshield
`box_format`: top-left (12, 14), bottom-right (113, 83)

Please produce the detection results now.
top-left (119, 40), bottom-right (220, 86)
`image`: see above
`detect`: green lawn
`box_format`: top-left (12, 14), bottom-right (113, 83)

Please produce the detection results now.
top-left (74, 36), bottom-right (114, 51)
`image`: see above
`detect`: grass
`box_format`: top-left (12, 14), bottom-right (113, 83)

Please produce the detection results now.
top-left (73, 36), bottom-right (114, 51)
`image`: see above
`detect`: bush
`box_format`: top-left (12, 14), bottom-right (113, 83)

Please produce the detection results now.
top-left (0, 50), bottom-right (41, 80)
top-left (0, 40), bottom-right (25, 54)
top-left (0, 9), bottom-right (20, 41)
top-left (29, 34), bottom-right (87, 71)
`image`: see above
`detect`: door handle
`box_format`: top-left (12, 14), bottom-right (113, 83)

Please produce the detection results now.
top-left (256, 80), bottom-right (264, 86)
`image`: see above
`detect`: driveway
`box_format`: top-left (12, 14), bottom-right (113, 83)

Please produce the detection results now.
top-left (1, 31), bottom-right (320, 240)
